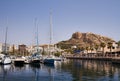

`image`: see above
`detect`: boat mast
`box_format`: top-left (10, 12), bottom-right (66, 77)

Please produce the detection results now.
top-left (50, 10), bottom-right (52, 45)
top-left (49, 10), bottom-right (53, 55)
top-left (35, 18), bottom-right (39, 52)
top-left (4, 27), bottom-right (8, 54)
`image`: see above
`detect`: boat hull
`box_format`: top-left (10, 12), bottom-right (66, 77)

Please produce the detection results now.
top-left (43, 58), bottom-right (54, 64)
top-left (30, 59), bottom-right (40, 64)
top-left (1, 56), bottom-right (12, 65)
top-left (14, 60), bottom-right (24, 66)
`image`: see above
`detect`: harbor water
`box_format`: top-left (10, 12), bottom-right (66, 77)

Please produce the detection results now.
top-left (0, 59), bottom-right (120, 81)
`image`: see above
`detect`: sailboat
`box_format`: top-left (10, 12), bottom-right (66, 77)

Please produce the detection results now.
top-left (30, 18), bottom-right (41, 64)
top-left (43, 11), bottom-right (54, 64)
top-left (0, 27), bottom-right (12, 65)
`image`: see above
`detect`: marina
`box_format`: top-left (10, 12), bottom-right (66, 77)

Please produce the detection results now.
top-left (0, 0), bottom-right (120, 81)
top-left (0, 59), bottom-right (120, 81)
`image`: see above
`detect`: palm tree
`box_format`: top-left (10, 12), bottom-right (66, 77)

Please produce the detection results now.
top-left (94, 44), bottom-right (99, 54)
top-left (107, 42), bottom-right (113, 55)
top-left (90, 46), bottom-right (94, 53)
top-left (100, 42), bottom-right (106, 56)
top-left (117, 41), bottom-right (120, 48)
top-left (85, 46), bottom-right (89, 54)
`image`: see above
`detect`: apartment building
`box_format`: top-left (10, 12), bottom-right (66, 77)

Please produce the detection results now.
top-left (0, 43), bottom-right (10, 53)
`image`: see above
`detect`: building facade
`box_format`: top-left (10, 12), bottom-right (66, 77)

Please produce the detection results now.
top-left (18, 44), bottom-right (27, 56)
top-left (0, 43), bottom-right (10, 53)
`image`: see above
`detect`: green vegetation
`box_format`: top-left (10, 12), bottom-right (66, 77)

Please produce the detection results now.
top-left (107, 42), bottom-right (114, 54)
top-left (57, 43), bottom-right (72, 49)
top-left (100, 42), bottom-right (106, 54)
top-left (94, 44), bottom-right (99, 53)
top-left (54, 51), bottom-right (61, 57)
top-left (117, 40), bottom-right (120, 47)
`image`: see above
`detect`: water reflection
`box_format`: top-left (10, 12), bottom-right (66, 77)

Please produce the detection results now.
top-left (0, 65), bottom-right (11, 81)
top-left (62, 59), bottom-right (120, 81)
top-left (31, 64), bottom-right (40, 81)
top-left (0, 60), bottom-right (120, 81)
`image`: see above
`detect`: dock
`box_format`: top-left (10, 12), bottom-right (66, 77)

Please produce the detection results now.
top-left (65, 54), bottom-right (120, 64)
top-left (66, 56), bottom-right (112, 61)
top-left (111, 57), bottom-right (120, 64)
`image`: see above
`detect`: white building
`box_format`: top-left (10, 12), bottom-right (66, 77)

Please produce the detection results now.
top-left (27, 44), bottom-right (63, 55)
top-left (0, 43), bottom-right (10, 53)
top-left (104, 42), bottom-right (118, 53)
top-left (27, 45), bottom-right (43, 54)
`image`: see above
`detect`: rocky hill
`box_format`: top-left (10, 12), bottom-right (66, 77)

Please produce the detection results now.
top-left (57, 32), bottom-right (115, 49)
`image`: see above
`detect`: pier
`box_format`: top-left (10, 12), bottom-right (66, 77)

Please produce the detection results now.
top-left (65, 54), bottom-right (120, 63)
top-left (66, 56), bottom-right (112, 61)
top-left (112, 57), bottom-right (120, 64)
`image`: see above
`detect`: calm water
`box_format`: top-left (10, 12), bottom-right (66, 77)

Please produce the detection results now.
top-left (0, 59), bottom-right (120, 81)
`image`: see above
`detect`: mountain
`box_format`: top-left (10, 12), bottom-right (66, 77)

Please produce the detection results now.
top-left (57, 32), bottom-right (115, 49)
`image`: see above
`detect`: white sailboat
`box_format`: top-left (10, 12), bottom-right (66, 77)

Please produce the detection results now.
top-left (43, 11), bottom-right (54, 64)
top-left (30, 18), bottom-right (41, 64)
top-left (0, 27), bottom-right (12, 65)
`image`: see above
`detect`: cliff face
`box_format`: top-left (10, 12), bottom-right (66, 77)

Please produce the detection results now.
top-left (57, 32), bottom-right (115, 48)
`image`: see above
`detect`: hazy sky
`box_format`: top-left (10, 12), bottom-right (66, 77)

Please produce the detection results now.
top-left (0, 0), bottom-right (120, 45)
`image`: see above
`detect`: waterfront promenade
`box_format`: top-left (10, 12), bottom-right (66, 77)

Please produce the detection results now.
top-left (65, 53), bottom-right (120, 63)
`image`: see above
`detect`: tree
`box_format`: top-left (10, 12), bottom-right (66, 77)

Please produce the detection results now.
top-left (117, 41), bottom-right (120, 48)
top-left (100, 42), bottom-right (106, 55)
top-left (81, 47), bottom-right (85, 50)
top-left (90, 45), bottom-right (94, 53)
top-left (107, 42), bottom-right (113, 55)
top-left (85, 46), bottom-right (90, 54)
top-left (94, 44), bottom-right (99, 53)
top-left (54, 51), bottom-right (61, 57)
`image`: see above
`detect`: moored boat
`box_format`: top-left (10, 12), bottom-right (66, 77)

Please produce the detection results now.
top-left (13, 56), bottom-right (25, 66)
top-left (42, 11), bottom-right (55, 65)
top-left (43, 57), bottom-right (54, 64)
top-left (0, 54), bottom-right (12, 65)
top-left (0, 27), bottom-right (12, 65)
top-left (29, 18), bottom-right (41, 64)
top-left (30, 53), bottom-right (41, 64)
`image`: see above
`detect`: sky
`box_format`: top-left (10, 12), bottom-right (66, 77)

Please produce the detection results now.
top-left (0, 0), bottom-right (120, 46)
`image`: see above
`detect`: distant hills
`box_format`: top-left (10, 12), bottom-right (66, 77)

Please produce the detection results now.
top-left (57, 32), bottom-right (115, 49)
